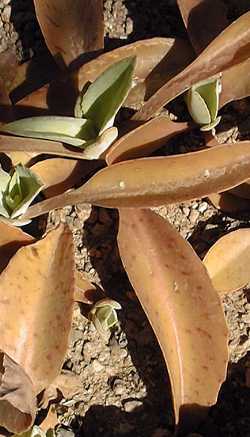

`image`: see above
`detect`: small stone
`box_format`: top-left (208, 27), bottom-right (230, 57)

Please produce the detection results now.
top-left (198, 202), bottom-right (208, 213)
top-left (189, 209), bottom-right (200, 224)
top-left (182, 206), bottom-right (190, 217)
top-left (124, 399), bottom-right (143, 412)
top-left (2, 5), bottom-right (11, 22)
top-left (92, 359), bottom-right (104, 373)
top-left (191, 201), bottom-right (198, 209)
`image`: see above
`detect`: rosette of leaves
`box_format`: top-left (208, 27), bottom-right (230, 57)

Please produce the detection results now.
top-left (88, 298), bottom-right (121, 339)
top-left (2, 57), bottom-right (136, 158)
top-left (0, 164), bottom-right (43, 225)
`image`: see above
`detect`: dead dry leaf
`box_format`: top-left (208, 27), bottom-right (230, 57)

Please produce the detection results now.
top-left (0, 224), bottom-right (74, 394)
top-left (177, 0), bottom-right (228, 54)
top-left (0, 352), bottom-right (36, 433)
top-left (105, 116), bottom-right (189, 164)
top-left (208, 192), bottom-right (250, 214)
top-left (203, 229), bottom-right (250, 294)
top-left (40, 405), bottom-right (58, 432)
top-left (23, 140), bottom-right (250, 218)
top-left (0, 222), bottom-right (34, 273)
top-left (117, 209), bottom-right (228, 432)
top-left (132, 11), bottom-right (250, 121)
top-left (34, 0), bottom-right (104, 67)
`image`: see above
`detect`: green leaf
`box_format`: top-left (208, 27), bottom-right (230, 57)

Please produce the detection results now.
top-left (76, 56), bottom-right (136, 133)
top-left (2, 116), bottom-right (97, 147)
top-left (88, 298), bottom-right (121, 338)
top-left (0, 165), bottom-right (44, 225)
top-left (185, 77), bottom-right (221, 131)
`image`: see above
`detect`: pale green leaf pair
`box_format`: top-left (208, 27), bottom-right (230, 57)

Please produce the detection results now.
top-left (0, 164), bottom-right (43, 225)
top-left (88, 298), bottom-right (122, 339)
top-left (2, 57), bottom-right (136, 152)
top-left (185, 77), bottom-right (221, 131)
top-left (14, 425), bottom-right (54, 437)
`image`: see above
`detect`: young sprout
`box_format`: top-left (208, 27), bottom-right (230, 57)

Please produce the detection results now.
top-left (2, 57), bottom-right (136, 156)
top-left (185, 76), bottom-right (221, 131)
top-left (0, 164), bottom-right (43, 225)
top-left (88, 298), bottom-right (122, 339)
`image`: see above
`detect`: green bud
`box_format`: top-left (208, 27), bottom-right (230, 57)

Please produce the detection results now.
top-left (88, 298), bottom-right (122, 339)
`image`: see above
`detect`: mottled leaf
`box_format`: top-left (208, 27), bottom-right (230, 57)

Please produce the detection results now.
top-left (118, 209), bottom-right (228, 431)
top-left (0, 352), bottom-right (36, 433)
top-left (133, 11), bottom-right (250, 121)
top-left (0, 224), bottom-right (74, 394)
top-left (22, 140), bottom-right (250, 218)
top-left (204, 229), bottom-right (250, 293)
top-left (177, 0), bottom-right (228, 54)
top-left (106, 116), bottom-right (189, 164)
top-left (34, 0), bottom-right (104, 67)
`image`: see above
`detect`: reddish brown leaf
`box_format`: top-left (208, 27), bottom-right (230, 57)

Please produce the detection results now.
top-left (34, 0), bottom-right (104, 67)
top-left (106, 116), bottom-right (189, 164)
top-left (117, 209), bottom-right (228, 432)
top-left (204, 229), bottom-right (250, 293)
top-left (208, 192), bottom-right (250, 214)
top-left (23, 140), bottom-right (250, 218)
top-left (0, 224), bottom-right (74, 394)
top-left (220, 58), bottom-right (250, 108)
top-left (0, 222), bottom-right (34, 273)
top-left (0, 352), bottom-right (36, 433)
top-left (132, 12), bottom-right (250, 121)
top-left (229, 179), bottom-right (250, 200)
top-left (177, 0), bottom-right (228, 54)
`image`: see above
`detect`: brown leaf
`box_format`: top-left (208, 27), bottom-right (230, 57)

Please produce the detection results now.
top-left (0, 134), bottom-right (88, 160)
top-left (208, 192), bottom-right (250, 214)
top-left (0, 222), bottom-right (34, 273)
top-left (76, 37), bottom-right (194, 106)
top-left (31, 158), bottom-right (99, 198)
top-left (34, 0), bottom-right (104, 67)
top-left (106, 116), bottom-right (189, 164)
top-left (0, 224), bottom-right (74, 394)
top-left (229, 179), bottom-right (250, 200)
top-left (74, 270), bottom-right (100, 305)
top-left (40, 405), bottom-right (58, 432)
top-left (177, 0), bottom-right (228, 54)
top-left (132, 11), bottom-right (250, 121)
top-left (0, 48), bottom-right (18, 104)
top-left (203, 229), bottom-right (250, 293)
top-left (117, 209), bottom-right (228, 432)
top-left (220, 58), bottom-right (250, 108)
top-left (23, 140), bottom-right (250, 218)
top-left (0, 352), bottom-right (36, 433)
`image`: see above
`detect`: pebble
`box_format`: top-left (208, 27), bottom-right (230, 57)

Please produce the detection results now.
top-left (124, 399), bottom-right (143, 412)
top-left (182, 206), bottom-right (190, 217)
top-left (189, 209), bottom-right (200, 224)
top-left (92, 359), bottom-right (104, 373)
top-left (1, 5), bottom-right (11, 22)
top-left (198, 202), bottom-right (208, 213)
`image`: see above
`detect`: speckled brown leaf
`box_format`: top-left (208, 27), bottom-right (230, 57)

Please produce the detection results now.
top-left (0, 224), bottom-right (74, 394)
top-left (34, 0), bottom-right (104, 67)
top-left (76, 37), bottom-right (194, 106)
top-left (177, 0), bottom-right (228, 54)
top-left (23, 140), bottom-right (250, 218)
top-left (204, 229), bottom-right (250, 294)
top-left (0, 48), bottom-right (18, 104)
top-left (0, 222), bottom-right (34, 273)
top-left (133, 11), bottom-right (250, 121)
top-left (0, 352), bottom-right (36, 433)
top-left (106, 116), bottom-right (189, 164)
top-left (117, 209), bottom-right (228, 432)
top-left (208, 191), bottom-right (250, 214)
top-left (74, 270), bottom-right (99, 304)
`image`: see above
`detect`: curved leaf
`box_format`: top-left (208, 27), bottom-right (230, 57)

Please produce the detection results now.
top-left (220, 58), bottom-right (250, 108)
top-left (2, 116), bottom-right (97, 147)
top-left (0, 353), bottom-right (36, 433)
top-left (106, 116), bottom-right (189, 164)
top-left (23, 140), bottom-right (250, 218)
top-left (34, 0), bottom-right (104, 67)
top-left (177, 0), bottom-right (228, 54)
top-left (117, 209), bottom-right (228, 432)
top-left (208, 191), bottom-right (250, 214)
top-left (204, 229), bottom-right (250, 293)
top-left (0, 222), bottom-right (34, 273)
top-left (132, 11), bottom-right (250, 121)
top-left (0, 224), bottom-right (74, 394)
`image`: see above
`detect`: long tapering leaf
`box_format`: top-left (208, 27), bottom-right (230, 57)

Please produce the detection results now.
top-left (132, 12), bottom-right (250, 121)
top-left (118, 209), bottom-right (228, 432)
top-left (23, 140), bottom-right (250, 219)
